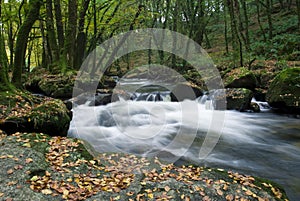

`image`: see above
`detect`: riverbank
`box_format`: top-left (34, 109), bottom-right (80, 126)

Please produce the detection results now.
top-left (0, 132), bottom-right (289, 201)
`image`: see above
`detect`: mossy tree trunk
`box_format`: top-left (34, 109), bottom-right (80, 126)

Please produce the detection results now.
top-left (54, 0), bottom-right (64, 52)
top-left (63, 0), bottom-right (77, 71)
top-left (296, 0), bottom-right (300, 31)
top-left (0, 1), bottom-right (13, 91)
top-left (46, 0), bottom-right (59, 66)
top-left (12, 0), bottom-right (42, 88)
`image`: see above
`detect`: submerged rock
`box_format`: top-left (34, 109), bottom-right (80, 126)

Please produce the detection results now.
top-left (0, 133), bottom-right (289, 201)
top-left (266, 67), bottom-right (300, 114)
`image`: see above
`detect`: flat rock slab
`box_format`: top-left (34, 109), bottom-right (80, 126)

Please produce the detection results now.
top-left (0, 132), bottom-right (289, 201)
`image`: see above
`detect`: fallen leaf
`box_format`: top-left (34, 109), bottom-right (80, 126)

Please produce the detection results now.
top-left (7, 169), bottom-right (14, 175)
top-left (0, 192), bottom-right (3, 197)
top-left (225, 194), bottom-right (234, 201)
top-left (25, 158), bottom-right (33, 164)
top-left (41, 189), bottom-right (53, 195)
top-left (216, 189), bottom-right (223, 196)
top-left (30, 176), bottom-right (39, 181)
top-left (22, 143), bottom-right (31, 148)
top-left (164, 186), bottom-right (171, 192)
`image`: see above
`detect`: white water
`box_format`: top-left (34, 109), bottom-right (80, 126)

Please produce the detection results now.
top-left (68, 97), bottom-right (300, 200)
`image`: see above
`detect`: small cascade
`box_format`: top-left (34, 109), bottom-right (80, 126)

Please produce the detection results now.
top-left (197, 94), bottom-right (214, 110)
top-left (130, 91), bottom-right (170, 102)
top-left (251, 98), bottom-right (271, 112)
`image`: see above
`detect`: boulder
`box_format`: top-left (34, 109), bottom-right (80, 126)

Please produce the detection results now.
top-left (213, 88), bottom-right (253, 111)
top-left (0, 92), bottom-right (70, 136)
top-left (0, 133), bottom-right (289, 201)
top-left (266, 67), bottom-right (300, 114)
top-left (25, 68), bottom-right (76, 99)
top-left (224, 67), bottom-right (257, 90)
top-left (89, 94), bottom-right (117, 106)
top-left (170, 83), bottom-right (203, 101)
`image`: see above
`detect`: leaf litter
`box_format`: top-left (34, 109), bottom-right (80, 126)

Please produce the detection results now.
top-left (0, 131), bottom-right (289, 201)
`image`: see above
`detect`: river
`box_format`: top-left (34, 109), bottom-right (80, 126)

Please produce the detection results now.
top-left (68, 81), bottom-right (300, 200)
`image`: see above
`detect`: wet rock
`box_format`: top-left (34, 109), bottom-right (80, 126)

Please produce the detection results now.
top-left (212, 88), bottom-right (253, 111)
top-left (224, 67), bottom-right (257, 90)
top-left (250, 102), bottom-right (261, 112)
top-left (89, 94), bottom-right (117, 106)
top-left (266, 67), bottom-right (300, 114)
top-left (170, 83), bottom-right (203, 101)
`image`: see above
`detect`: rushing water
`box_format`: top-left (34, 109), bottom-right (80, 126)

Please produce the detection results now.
top-left (68, 80), bottom-right (300, 200)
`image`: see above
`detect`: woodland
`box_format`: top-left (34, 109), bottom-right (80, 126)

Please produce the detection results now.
top-left (0, 0), bottom-right (299, 200)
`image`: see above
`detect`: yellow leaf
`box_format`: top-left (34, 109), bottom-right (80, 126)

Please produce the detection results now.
top-left (63, 189), bottom-right (69, 196)
top-left (41, 189), bottom-right (52, 195)
top-left (148, 193), bottom-right (154, 199)
top-left (0, 192), bottom-right (4, 197)
top-left (22, 143), bottom-right (31, 148)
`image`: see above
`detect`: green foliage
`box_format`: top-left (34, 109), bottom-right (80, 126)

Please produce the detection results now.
top-left (251, 33), bottom-right (300, 60)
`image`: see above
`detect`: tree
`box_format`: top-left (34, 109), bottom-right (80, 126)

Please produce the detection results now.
top-left (297, 0), bottom-right (300, 31)
top-left (63, 0), bottom-right (77, 70)
top-left (45, 0), bottom-right (59, 65)
top-left (12, 0), bottom-right (42, 88)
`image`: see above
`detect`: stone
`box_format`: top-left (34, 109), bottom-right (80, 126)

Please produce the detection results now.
top-left (224, 67), bottom-right (257, 90)
top-left (266, 67), bottom-right (300, 114)
top-left (212, 88), bottom-right (253, 111)
top-left (170, 83), bottom-right (203, 101)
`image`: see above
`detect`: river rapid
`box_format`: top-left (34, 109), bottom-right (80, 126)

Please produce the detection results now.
top-left (68, 81), bottom-right (300, 200)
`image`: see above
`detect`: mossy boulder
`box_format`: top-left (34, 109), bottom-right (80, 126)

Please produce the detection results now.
top-left (0, 91), bottom-right (70, 136)
top-left (266, 67), bottom-right (300, 114)
top-left (224, 67), bottom-right (257, 90)
top-left (25, 68), bottom-right (76, 99)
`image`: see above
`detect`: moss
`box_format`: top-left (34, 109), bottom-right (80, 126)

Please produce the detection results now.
top-left (17, 133), bottom-right (51, 154)
top-left (224, 67), bottom-right (257, 90)
top-left (266, 67), bottom-right (300, 109)
top-left (253, 176), bottom-right (289, 201)
top-left (1, 91), bottom-right (70, 136)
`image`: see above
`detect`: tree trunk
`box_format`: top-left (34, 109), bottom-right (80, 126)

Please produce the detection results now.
top-left (227, 0), bottom-right (243, 67)
top-left (171, 0), bottom-right (179, 67)
top-left (223, 0), bottom-right (229, 54)
top-left (296, 0), bottom-right (300, 31)
top-left (54, 0), bottom-right (64, 52)
top-left (241, 0), bottom-right (250, 50)
top-left (266, 0), bottom-right (273, 39)
top-left (63, 0), bottom-right (77, 70)
top-left (74, 0), bottom-right (90, 69)
top-left (256, 0), bottom-right (266, 42)
top-left (12, 0), bottom-right (42, 88)
top-left (0, 0), bottom-right (12, 91)
top-left (46, 0), bottom-right (59, 65)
